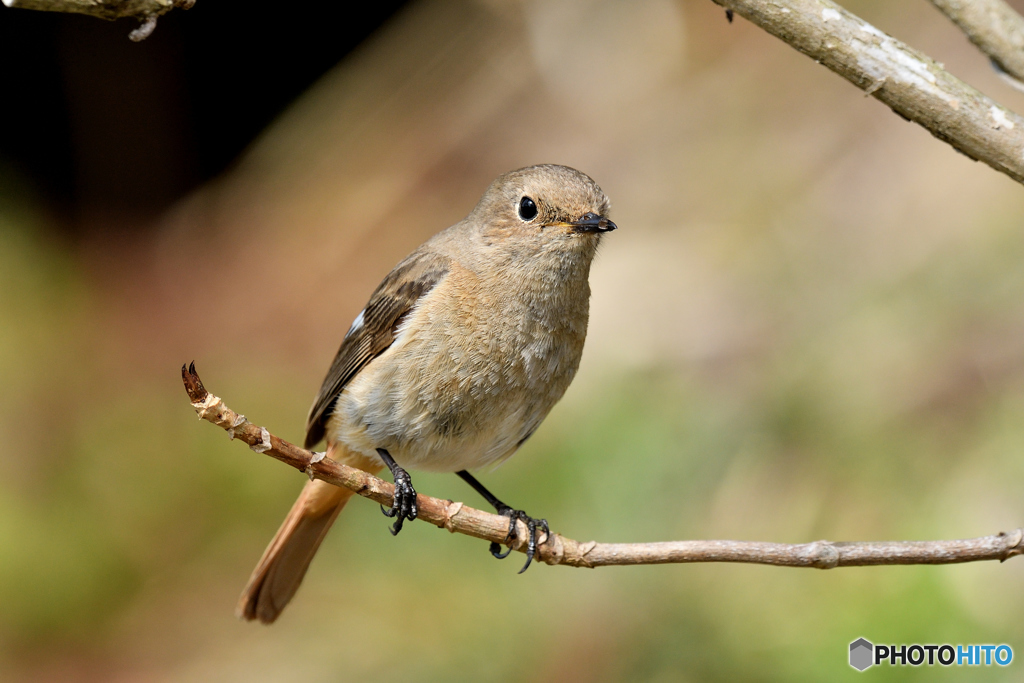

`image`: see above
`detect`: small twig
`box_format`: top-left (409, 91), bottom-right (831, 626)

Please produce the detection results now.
top-left (2, 0), bottom-right (195, 41)
top-left (182, 363), bottom-right (1024, 570)
top-left (929, 0), bottom-right (1024, 89)
top-left (128, 14), bottom-right (158, 42)
top-left (711, 0), bottom-right (1024, 186)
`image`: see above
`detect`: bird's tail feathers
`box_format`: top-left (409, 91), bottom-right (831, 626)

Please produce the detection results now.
top-left (237, 442), bottom-right (381, 624)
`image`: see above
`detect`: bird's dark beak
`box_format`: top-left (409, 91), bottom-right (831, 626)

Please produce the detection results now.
top-left (569, 212), bottom-right (617, 234)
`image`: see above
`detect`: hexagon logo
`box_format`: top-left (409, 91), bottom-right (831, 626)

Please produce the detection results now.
top-left (850, 638), bottom-right (874, 671)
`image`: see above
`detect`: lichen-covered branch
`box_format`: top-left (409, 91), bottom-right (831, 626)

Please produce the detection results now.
top-left (929, 0), bottom-right (1024, 88)
top-left (712, 0), bottom-right (1024, 185)
top-left (2, 0), bottom-right (194, 41)
top-left (182, 363), bottom-right (1024, 570)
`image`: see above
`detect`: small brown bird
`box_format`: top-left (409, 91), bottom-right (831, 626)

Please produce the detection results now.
top-left (238, 164), bottom-right (616, 623)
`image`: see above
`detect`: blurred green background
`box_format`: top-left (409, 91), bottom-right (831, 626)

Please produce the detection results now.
top-left (2, 0), bottom-right (1024, 680)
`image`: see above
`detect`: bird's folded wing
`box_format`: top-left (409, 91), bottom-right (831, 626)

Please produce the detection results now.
top-left (304, 249), bottom-right (451, 448)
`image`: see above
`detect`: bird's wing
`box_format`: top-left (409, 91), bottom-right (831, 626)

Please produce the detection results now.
top-left (304, 249), bottom-right (451, 448)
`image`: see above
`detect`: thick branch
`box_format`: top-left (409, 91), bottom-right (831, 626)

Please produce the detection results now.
top-left (712, 0), bottom-right (1024, 185)
top-left (930, 0), bottom-right (1024, 87)
top-left (181, 363), bottom-right (1024, 569)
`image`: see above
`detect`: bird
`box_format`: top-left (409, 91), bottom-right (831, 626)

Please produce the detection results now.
top-left (238, 164), bottom-right (617, 624)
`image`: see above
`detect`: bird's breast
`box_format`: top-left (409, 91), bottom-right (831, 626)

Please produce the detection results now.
top-left (328, 262), bottom-right (590, 472)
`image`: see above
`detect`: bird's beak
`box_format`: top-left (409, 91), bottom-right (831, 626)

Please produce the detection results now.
top-left (567, 212), bottom-right (617, 234)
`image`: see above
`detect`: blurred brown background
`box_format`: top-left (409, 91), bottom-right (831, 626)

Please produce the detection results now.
top-left (2, 0), bottom-right (1024, 680)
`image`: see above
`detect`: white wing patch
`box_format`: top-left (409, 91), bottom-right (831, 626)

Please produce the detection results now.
top-left (345, 309), bottom-right (365, 338)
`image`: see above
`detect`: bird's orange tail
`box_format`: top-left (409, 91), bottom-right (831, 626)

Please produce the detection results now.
top-left (237, 442), bottom-right (381, 624)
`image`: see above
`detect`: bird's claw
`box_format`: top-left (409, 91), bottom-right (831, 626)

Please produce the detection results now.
top-left (380, 466), bottom-right (417, 535)
top-left (489, 541), bottom-right (513, 560)
top-left (492, 507), bottom-right (549, 573)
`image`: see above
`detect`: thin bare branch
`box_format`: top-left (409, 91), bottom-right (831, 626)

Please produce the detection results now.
top-left (182, 363), bottom-right (1024, 570)
top-left (930, 0), bottom-right (1024, 89)
top-left (712, 0), bottom-right (1024, 186)
top-left (2, 0), bottom-right (194, 40)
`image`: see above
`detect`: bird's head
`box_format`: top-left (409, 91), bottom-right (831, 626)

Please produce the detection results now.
top-left (466, 164), bottom-right (616, 261)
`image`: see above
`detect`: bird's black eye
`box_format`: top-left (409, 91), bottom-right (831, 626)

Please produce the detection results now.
top-left (518, 196), bottom-right (538, 221)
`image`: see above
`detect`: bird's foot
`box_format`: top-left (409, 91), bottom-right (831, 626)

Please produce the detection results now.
top-left (491, 507), bottom-right (549, 573)
top-left (377, 449), bottom-right (417, 535)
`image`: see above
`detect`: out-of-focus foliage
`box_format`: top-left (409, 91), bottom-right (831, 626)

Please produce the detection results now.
top-left (1, 0), bottom-right (1024, 680)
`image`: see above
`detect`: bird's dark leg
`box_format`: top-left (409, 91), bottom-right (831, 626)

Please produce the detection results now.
top-left (456, 470), bottom-right (549, 573)
top-left (378, 448), bottom-right (417, 535)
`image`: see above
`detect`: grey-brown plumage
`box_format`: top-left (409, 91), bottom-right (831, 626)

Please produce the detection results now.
top-left (239, 164), bottom-right (615, 623)
top-left (305, 251), bottom-right (451, 448)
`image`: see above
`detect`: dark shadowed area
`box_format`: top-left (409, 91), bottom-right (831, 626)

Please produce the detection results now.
top-left (1, 0), bottom-right (1023, 680)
